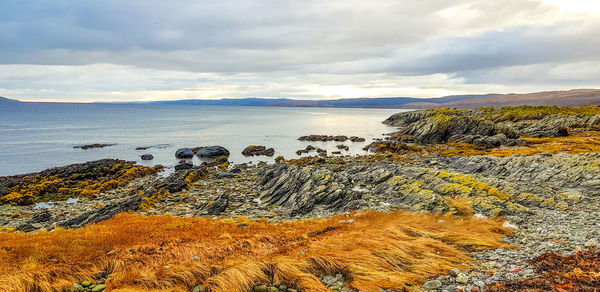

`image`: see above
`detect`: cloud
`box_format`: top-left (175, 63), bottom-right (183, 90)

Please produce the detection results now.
top-left (0, 0), bottom-right (599, 101)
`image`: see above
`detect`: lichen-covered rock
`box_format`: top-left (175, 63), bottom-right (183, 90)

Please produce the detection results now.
top-left (384, 106), bottom-right (600, 144)
top-left (242, 145), bottom-right (275, 156)
top-left (0, 159), bottom-right (161, 205)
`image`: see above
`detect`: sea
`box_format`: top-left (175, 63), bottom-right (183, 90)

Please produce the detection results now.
top-left (0, 103), bottom-right (406, 176)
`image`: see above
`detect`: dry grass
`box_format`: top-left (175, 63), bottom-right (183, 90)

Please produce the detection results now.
top-left (489, 131), bottom-right (600, 156)
top-left (0, 211), bottom-right (511, 292)
top-left (429, 131), bottom-right (600, 157)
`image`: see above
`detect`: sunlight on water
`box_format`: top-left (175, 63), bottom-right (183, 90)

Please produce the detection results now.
top-left (0, 103), bottom-right (406, 176)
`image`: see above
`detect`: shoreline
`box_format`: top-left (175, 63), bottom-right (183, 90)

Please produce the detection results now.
top-left (1, 105), bottom-right (599, 291)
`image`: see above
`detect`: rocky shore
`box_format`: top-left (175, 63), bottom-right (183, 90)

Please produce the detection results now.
top-left (0, 105), bottom-right (599, 292)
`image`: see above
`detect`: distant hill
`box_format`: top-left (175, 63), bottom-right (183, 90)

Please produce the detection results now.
top-left (149, 94), bottom-right (501, 108)
top-left (0, 96), bottom-right (20, 104)
top-left (147, 89), bottom-right (600, 109)
top-left (3, 89), bottom-right (600, 109)
top-left (402, 89), bottom-right (600, 109)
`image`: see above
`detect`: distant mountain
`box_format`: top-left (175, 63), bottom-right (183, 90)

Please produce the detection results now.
top-left (402, 89), bottom-right (600, 109)
top-left (148, 94), bottom-right (501, 108)
top-left (3, 89), bottom-right (600, 109)
top-left (145, 89), bottom-right (600, 109)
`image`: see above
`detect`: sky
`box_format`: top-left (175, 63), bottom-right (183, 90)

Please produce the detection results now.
top-left (1, 0), bottom-right (600, 102)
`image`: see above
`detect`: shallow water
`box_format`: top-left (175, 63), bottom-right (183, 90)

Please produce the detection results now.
top-left (0, 103), bottom-right (405, 176)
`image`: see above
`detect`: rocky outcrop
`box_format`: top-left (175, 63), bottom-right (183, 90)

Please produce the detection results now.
top-left (242, 145), bottom-right (275, 156)
top-left (384, 106), bottom-right (600, 144)
top-left (0, 159), bottom-right (161, 205)
top-left (196, 146), bottom-right (230, 158)
top-left (446, 153), bottom-right (600, 196)
top-left (57, 195), bottom-right (142, 228)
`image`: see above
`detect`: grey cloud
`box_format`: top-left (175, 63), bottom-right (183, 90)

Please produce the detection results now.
top-left (0, 0), bottom-right (599, 101)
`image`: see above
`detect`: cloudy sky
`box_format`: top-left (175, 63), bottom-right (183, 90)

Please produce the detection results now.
top-left (1, 0), bottom-right (599, 102)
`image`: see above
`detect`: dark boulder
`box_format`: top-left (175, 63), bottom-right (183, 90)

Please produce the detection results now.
top-left (141, 154), bottom-right (154, 160)
top-left (175, 148), bottom-right (194, 159)
top-left (196, 146), bottom-right (230, 158)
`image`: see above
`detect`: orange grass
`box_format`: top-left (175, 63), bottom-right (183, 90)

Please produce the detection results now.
top-left (489, 131), bottom-right (600, 156)
top-left (431, 131), bottom-right (600, 157)
top-left (0, 211), bottom-right (512, 292)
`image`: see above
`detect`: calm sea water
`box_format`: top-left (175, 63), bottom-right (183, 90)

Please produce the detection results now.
top-left (0, 103), bottom-right (404, 176)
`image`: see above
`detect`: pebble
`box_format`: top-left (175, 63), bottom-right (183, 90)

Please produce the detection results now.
top-left (423, 279), bottom-right (442, 290)
top-left (455, 273), bottom-right (469, 284)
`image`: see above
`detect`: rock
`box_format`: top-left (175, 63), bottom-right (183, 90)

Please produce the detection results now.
top-left (141, 154), bottom-right (154, 160)
top-left (423, 280), bottom-right (442, 290)
top-left (349, 136), bottom-right (365, 142)
top-left (449, 268), bottom-right (461, 277)
top-left (296, 149), bottom-right (308, 155)
top-left (192, 285), bottom-right (203, 292)
top-left (298, 135), bottom-right (349, 142)
top-left (197, 194), bottom-right (229, 215)
top-left (15, 223), bottom-right (35, 232)
top-left (336, 144), bottom-right (349, 151)
top-left (175, 148), bottom-right (194, 159)
top-left (174, 162), bottom-right (193, 171)
top-left (384, 107), bottom-right (600, 144)
top-left (196, 146), bottom-right (230, 158)
top-left (306, 145), bottom-right (316, 150)
top-left (242, 145), bottom-right (275, 156)
top-left (34, 202), bottom-right (54, 209)
top-left (456, 273), bottom-right (469, 284)
top-left (74, 143), bottom-right (115, 150)
top-left (81, 281), bottom-right (92, 287)
top-left (253, 286), bottom-right (268, 292)
top-left (219, 172), bottom-right (233, 178)
top-left (29, 210), bottom-right (52, 223)
top-left (502, 221), bottom-right (518, 230)
top-left (57, 196), bottom-right (142, 228)
top-left (66, 198), bottom-right (79, 204)
top-left (585, 238), bottom-right (598, 248)
top-left (91, 284), bottom-right (105, 291)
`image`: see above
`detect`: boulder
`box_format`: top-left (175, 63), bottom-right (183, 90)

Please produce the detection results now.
top-left (141, 154), bottom-right (154, 160)
top-left (196, 146), bottom-right (230, 158)
top-left (175, 148), bottom-right (194, 159)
